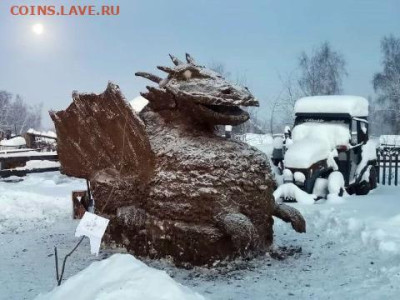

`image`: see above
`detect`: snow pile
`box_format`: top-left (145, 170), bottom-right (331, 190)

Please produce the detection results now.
top-left (282, 169), bottom-right (293, 182)
top-left (293, 171), bottom-right (305, 184)
top-left (273, 183), bottom-right (315, 204)
top-left (0, 136), bottom-right (26, 148)
top-left (0, 150), bottom-right (57, 159)
top-left (0, 172), bottom-right (85, 233)
top-left (285, 122), bottom-right (350, 168)
top-left (361, 213), bottom-right (400, 254)
top-left (291, 123), bottom-right (350, 147)
top-left (245, 133), bottom-right (273, 146)
top-left (326, 171), bottom-right (346, 203)
top-left (355, 139), bottom-right (378, 176)
top-left (379, 135), bottom-right (400, 147)
top-left (327, 171), bottom-right (344, 194)
top-left (35, 254), bottom-right (205, 300)
top-left (130, 95), bottom-right (149, 113)
top-left (272, 136), bottom-right (284, 149)
top-left (245, 133), bottom-right (274, 156)
top-left (14, 160), bottom-right (60, 170)
top-left (312, 177), bottom-right (328, 197)
top-left (295, 95), bottom-right (369, 117)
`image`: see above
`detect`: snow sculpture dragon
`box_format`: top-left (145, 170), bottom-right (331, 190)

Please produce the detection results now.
top-left (51, 53), bottom-right (305, 266)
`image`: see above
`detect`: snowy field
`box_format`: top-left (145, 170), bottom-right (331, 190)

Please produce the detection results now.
top-left (1, 162), bottom-right (400, 298)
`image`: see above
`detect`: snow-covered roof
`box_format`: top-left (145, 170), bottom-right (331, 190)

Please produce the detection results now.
top-left (0, 136), bottom-right (26, 147)
top-left (130, 96), bottom-right (149, 113)
top-left (27, 128), bottom-right (57, 138)
top-left (294, 96), bottom-right (369, 117)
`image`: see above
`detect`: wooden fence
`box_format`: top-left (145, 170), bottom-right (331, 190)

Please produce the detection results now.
top-left (0, 150), bottom-right (59, 178)
top-left (376, 147), bottom-right (400, 186)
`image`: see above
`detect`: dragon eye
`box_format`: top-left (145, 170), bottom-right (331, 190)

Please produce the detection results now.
top-left (183, 70), bottom-right (192, 79)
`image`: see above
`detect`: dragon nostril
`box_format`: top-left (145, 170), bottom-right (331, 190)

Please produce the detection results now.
top-left (222, 88), bottom-right (232, 95)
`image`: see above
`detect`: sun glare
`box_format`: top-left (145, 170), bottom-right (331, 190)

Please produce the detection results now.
top-left (32, 23), bottom-right (44, 35)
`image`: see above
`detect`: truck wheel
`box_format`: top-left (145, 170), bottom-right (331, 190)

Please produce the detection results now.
top-left (271, 159), bottom-right (280, 167)
top-left (355, 181), bottom-right (370, 195)
top-left (355, 165), bottom-right (377, 196)
top-left (369, 166), bottom-right (378, 190)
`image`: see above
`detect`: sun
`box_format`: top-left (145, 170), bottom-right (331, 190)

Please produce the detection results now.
top-left (32, 23), bottom-right (44, 35)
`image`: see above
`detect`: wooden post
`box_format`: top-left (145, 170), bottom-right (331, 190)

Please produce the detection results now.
top-left (389, 153), bottom-right (393, 186)
top-left (376, 149), bottom-right (380, 184)
top-left (24, 133), bottom-right (36, 149)
top-left (395, 153), bottom-right (399, 186)
top-left (382, 151), bottom-right (386, 185)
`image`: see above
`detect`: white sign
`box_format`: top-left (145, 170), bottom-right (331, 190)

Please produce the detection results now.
top-left (75, 212), bottom-right (110, 256)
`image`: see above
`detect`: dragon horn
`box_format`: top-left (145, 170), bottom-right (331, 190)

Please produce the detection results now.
top-left (135, 72), bottom-right (162, 84)
top-left (169, 54), bottom-right (184, 66)
top-left (157, 66), bottom-right (175, 74)
top-left (185, 53), bottom-right (196, 65)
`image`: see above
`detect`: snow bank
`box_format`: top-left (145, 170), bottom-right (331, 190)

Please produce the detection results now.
top-left (379, 135), bottom-right (400, 147)
top-left (0, 150), bottom-right (57, 159)
top-left (0, 136), bottom-right (26, 147)
top-left (326, 171), bottom-right (346, 203)
top-left (130, 95), bottom-right (149, 113)
top-left (15, 160), bottom-right (60, 170)
top-left (35, 254), bottom-right (205, 300)
top-left (245, 133), bottom-right (274, 156)
top-left (295, 95), bottom-right (369, 117)
top-left (327, 171), bottom-right (344, 195)
top-left (0, 172), bottom-right (85, 233)
top-left (284, 122), bottom-right (349, 169)
top-left (312, 178), bottom-right (328, 197)
top-left (273, 183), bottom-right (315, 204)
top-left (361, 213), bottom-right (400, 254)
top-left (245, 133), bottom-right (273, 146)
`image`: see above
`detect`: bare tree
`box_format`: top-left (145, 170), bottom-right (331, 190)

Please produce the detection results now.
top-left (373, 35), bottom-right (400, 133)
top-left (0, 91), bottom-right (12, 130)
top-left (298, 42), bottom-right (347, 96)
top-left (265, 70), bottom-right (304, 134)
top-left (268, 42), bottom-right (347, 134)
top-left (209, 62), bottom-right (232, 79)
top-left (0, 90), bottom-right (42, 135)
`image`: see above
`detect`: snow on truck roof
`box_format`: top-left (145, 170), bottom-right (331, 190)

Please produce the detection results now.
top-left (294, 96), bottom-right (369, 117)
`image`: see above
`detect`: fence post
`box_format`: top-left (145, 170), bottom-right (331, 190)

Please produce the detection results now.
top-left (395, 153), bottom-right (399, 186)
top-left (377, 149), bottom-right (380, 184)
top-left (382, 151), bottom-right (386, 185)
top-left (389, 153), bottom-right (393, 186)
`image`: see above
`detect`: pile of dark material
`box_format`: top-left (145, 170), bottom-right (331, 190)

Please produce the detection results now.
top-left (51, 54), bottom-right (305, 266)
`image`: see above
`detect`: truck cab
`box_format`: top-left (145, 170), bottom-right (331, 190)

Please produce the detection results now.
top-left (272, 96), bottom-right (377, 199)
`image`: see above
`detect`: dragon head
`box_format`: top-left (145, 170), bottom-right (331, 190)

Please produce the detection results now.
top-left (135, 53), bottom-right (259, 126)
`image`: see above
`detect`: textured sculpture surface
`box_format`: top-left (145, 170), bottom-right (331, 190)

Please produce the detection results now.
top-left (51, 54), bottom-right (305, 266)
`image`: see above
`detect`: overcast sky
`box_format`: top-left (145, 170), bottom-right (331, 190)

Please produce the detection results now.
top-left (0, 0), bottom-right (399, 128)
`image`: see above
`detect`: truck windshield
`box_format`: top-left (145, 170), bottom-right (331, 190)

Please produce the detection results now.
top-left (294, 116), bottom-right (350, 127)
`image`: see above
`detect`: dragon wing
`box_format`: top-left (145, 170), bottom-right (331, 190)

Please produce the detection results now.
top-left (50, 82), bottom-right (154, 183)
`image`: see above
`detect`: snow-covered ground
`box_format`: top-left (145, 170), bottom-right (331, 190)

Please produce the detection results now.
top-left (169, 187), bottom-right (400, 299)
top-left (1, 144), bottom-right (400, 299)
top-left (0, 173), bottom-right (98, 300)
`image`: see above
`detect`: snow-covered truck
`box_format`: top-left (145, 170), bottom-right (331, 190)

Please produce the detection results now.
top-left (272, 95), bottom-right (378, 201)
